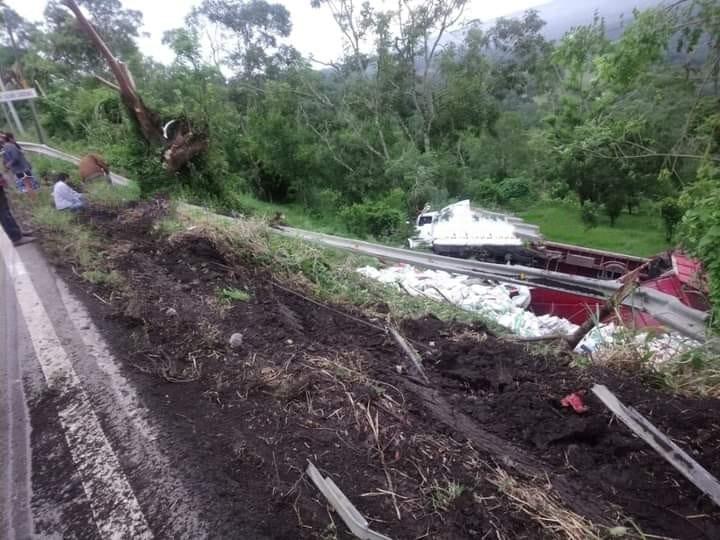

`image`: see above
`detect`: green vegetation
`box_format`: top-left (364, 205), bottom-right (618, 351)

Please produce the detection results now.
top-left (429, 480), bottom-right (466, 513)
top-left (218, 287), bottom-right (251, 303)
top-left (81, 269), bottom-right (124, 287)
top-left (176, 206), bottom-right (499, 329)
top-left (658, 343), bottom-right (720, 398)
top-left (85, 180), bottom-right (141, 207)
top-left (2, 0), bottom-right (720, 322)
top-left (517, 201), bottom-right (668, 257)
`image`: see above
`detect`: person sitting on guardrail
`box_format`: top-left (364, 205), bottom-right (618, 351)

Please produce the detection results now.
top-left (52, 173), bottom-right (87, 211)
top-left (79, 153), bottom-right (110, 184)
top-left (0, 132), bottom-right (39, 195)
top-left (0, 175), bottom-right (35, 245)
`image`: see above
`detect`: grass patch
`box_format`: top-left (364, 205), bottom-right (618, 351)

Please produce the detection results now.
top-left (178, 189), bottom-right (357, 238)
top-left (218, 287), bottom-right (251, 303)
top-left (175, 204), bottom-right (495, 328)
top-left (85, 180), bottom-right (141, 207)
top-left (516, 201), bottom-right (668, 257)
top-left (31, 200), bottom-right (75, 232)
top-left (81, 269), bottom-right (125, 287)
top-left (428, 480), bottom-right (465, 512)
top-left (489, 467), bottom-right (601, 540)
top-left (657, 342), bottom-right (720, 398)
top-left (16, 187), bottom-right (112, 283)
top-left (269, 234), bottom-right (498, 328)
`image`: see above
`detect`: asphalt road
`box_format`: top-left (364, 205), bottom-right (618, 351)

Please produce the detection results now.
top-left (0, 237), bottom-right (206, 539)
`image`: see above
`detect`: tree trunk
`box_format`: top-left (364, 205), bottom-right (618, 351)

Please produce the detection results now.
top-left (62, 0), bottom-right (164, 146)
top-left (62, 0), bottom-right (208, 176)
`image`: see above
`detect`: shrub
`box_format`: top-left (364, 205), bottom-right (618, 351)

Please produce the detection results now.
top-left (341, 197), bottom-right (406, 240)
top-left (604, 190), bottom-right (626, 226)
top-left (496, 176), bottom-right (532, 203)
top-left (466, 178), bottom-right (500, 205)
top-left (306, 188), bottom-right (343, 215)
top-left (678, 162), bottom-right (720, 329)
top-left (660, 198), bottom-right (683, 242)
top-left (581, 201), bottom-right (600, 229)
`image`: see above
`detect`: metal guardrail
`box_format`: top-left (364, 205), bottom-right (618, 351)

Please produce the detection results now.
top-left (20, 141), bottom-right (709, 341)
top-left (275, 226), bottom-right (708, 341)
top-left (18, 142), bottom-right (131, 186)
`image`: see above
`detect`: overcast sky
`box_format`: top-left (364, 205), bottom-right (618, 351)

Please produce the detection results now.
top-left (8, 0), bottom-right (550, 64)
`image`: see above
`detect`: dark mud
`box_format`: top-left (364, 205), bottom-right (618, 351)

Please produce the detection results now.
top-left (37, 200), bottom-right (720, 539)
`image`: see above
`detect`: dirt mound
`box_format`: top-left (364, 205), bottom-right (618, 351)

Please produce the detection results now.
top-left (48, 201), bottom-right (720, 539)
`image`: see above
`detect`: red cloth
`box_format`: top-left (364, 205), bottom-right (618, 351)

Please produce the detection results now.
top-left (561, 392), bottom-right (588, 413)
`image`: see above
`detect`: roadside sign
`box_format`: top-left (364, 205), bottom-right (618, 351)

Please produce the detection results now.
top-left (0, 88), bottom-right (38, 102)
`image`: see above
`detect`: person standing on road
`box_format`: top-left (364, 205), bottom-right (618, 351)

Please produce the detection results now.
top-left (79, 153), bottom-right (111, 184)
top-left (0, 175), bottom-right (35, 246)
top-left (0, 132), bottom-right (39, 195)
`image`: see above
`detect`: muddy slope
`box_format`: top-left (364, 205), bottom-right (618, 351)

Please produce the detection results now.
top-left (40, 201), bottom-right (720, 539)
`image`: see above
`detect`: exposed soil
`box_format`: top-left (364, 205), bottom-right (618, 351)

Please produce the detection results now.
top-left (36, 200), bottom-right (720, 539)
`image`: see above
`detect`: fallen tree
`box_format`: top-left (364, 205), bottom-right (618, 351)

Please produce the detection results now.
top-left (61, 0), bottom-right (209, 175)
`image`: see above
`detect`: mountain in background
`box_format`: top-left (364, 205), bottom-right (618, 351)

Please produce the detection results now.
top-left (516, 0), bottom-right (666, 41)
top-left (442, 0), bottom-right (667, 46)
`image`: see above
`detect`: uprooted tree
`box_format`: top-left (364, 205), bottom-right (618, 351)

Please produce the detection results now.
top-left (60, 0), bottom-right (209, 176)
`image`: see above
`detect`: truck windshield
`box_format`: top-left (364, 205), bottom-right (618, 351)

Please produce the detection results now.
top-left (418, 216), bottom-right (433, 226)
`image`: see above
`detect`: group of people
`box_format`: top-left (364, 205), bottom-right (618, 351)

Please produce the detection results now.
top-left (0, 133), bottom-right (36, 246)
top-left (0, 133), bottom-right (111, 247)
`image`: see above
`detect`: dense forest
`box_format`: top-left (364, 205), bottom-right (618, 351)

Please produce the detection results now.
top-left (1, 0), bottom-right (719, 320)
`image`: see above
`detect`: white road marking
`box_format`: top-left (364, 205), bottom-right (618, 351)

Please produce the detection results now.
top-left (0, 235), bottom-right (153, 539)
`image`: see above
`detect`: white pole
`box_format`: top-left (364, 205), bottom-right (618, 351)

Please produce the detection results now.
top-left (0, 76), bottom-right (25, 133)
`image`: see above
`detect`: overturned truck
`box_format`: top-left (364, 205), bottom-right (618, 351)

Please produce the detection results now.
top-left (407, 201), bottom-right (710, 338)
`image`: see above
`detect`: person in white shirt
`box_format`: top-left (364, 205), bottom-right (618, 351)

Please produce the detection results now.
top-left (52, 173), bottom-right (87, 211)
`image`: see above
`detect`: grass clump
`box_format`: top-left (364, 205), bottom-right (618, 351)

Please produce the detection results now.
top-left (32, 202), bottom-right (75, 233)
top-left (657, 343), bottom-right (720, 398)
top-left (85, 180), bottom-right (141, 207)
top-left (218, 287), bottom-right (251, 303)
top-left (429, 480), bottom-right (465, 512)
top-left (489, 467), bottom-right (601, 540)
top-left (81, 269), bottom-right (124, 288)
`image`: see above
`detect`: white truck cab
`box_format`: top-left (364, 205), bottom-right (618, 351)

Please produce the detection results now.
top-left (407, 210), bottom-right (438, 249)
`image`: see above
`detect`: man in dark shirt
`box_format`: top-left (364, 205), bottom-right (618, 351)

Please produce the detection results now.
top-left (0, 175), bottom-right (34, 246)
top-left (1, 133), bottom-right (38, 193)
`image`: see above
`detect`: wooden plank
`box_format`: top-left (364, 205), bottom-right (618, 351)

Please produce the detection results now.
top-left (592, 384), bottom-right (720, 508)
top-left (389, 328), bottom-right (430, 384)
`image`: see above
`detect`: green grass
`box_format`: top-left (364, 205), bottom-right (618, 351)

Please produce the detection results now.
top-left (23, 143), bottom-right (667, 257)
top-left (218, 287), bottom-right (252, 303)
top-left (85, 179), bottom-right (141, 207)
top-left (81, 269), bottom-right (125, 287)
top-left (178, 189), bottom-right (353, 237)
top-left (516, 201), bottom-right (669, 257)
top-left (215, 194), bottom-right (668, 257)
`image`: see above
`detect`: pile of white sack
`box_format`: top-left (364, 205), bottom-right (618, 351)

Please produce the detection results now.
top-left (358, 264), bottom-right (578, 338)
top-left (358, 264), bottom-right (697, 363)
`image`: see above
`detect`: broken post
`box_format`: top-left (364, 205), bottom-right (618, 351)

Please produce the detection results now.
top-left (306, 461), bottom-right (392, 540)
top-left (389, 327), bottom-right (430, 384)
top-left (592, 384), bottom-right (720, 508)
top-left (567, 263), bottom-right (647, 350)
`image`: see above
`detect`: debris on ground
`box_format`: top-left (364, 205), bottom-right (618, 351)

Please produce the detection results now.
top-left (560, 392), bottom-right (589, 414)
top-left (359, 264), bottom-right (699, 364)
top-left (592, 384), bottom-right (720, 508)
top-left (29, 200), bottom-right (720, 539)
